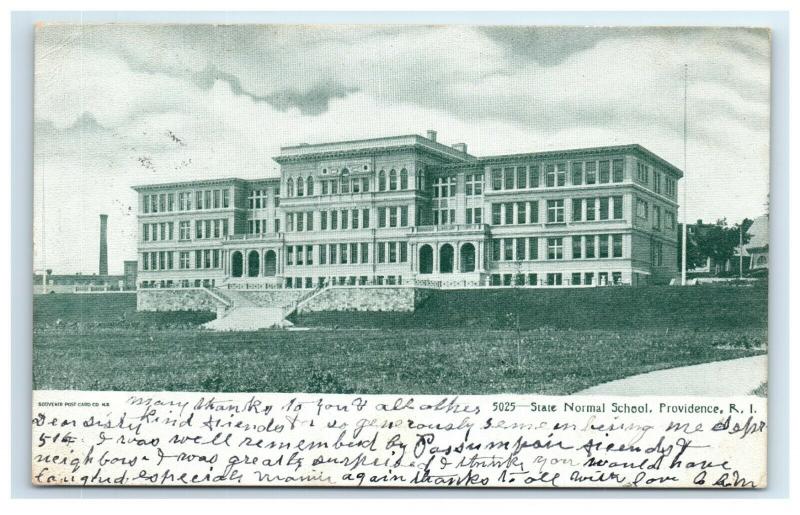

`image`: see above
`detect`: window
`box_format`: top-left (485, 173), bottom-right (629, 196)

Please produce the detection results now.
top-left (548, 237), bottom-right (564, 260)
top-left (389, 207), bottom-right (397, 227)
top-left (571, 162), bottom-right (583, 185)
top-left (331, 210), bottom-right (338, 230)
top-left (503, 203), bottom-right (513, 225)
top-left (492, 240), bottom-right (501, 261)
top-left (287, 246), bottom-right (294, 265)
top-left (466, 173), bottom-right (483, 196)
top-left (599, 161), bottom-right (610, 183)
top-left (528, 201), bottom-right (538, 223)
top-left (653, 205), bottom-right (661, 229)
top-left (572, 237), bottom-right (582, 259)
top-left (322, 181), bottom-right (328, 195)
top-left (222, 189), bottom-right (230, 208)
top-left (637, 162), bottom-right (650, 184)
top-left (491, 168), bottom-right (502, 190)
top-left (330, 244), bottom-right (337, 264)
top-left (388, 242), bottom-right (397, 263)
top-left (653, 171), bottom-right (662, 194)
top-left (528, 237), bottom-right (538, 260)
top-left (599, 197), bottom-right (610, 220)
top-left (503, 167), bottom-right (515, 190)
top-left (571, 273), bottom-right (582, 286)
top-left (400, 206), bottom-right (408, 226)
top-left (612, 272), bottom-right (622, 285)
top-left (351, 208), bottom-right (359, 229)
top-left (613, 234), bottom-right (623, 258)
top-left (665, 211), bottom-right (675, 230)
top-left (572, 199), bottom-right (583, 221)
top-left (379, 170), bottom-right (386, 191)
top-left (613, 195), bottom-right (623, 219)
top-left (362, 208), bottom-right (370, 228)
top-left (527, 273), bottom-right (538, 286)
top-left (585, 161), bottom-right (597, 184)
top-left (529, 165), bottom-right (540, 188)
top-left (296, 177), bottom-right (304, 197)
top-left (599, 235), bottom-right (610, 258)
top-left (400, 241), bottom-right (408, 262)
top-left (400, 168), bottom-right (408, 190)
top-left (378, 207), bottom-right (386, 228)
top-left (515, 238), bottom-right (526, 261)
top-left (351, 243), bottom-right (358, 264)
top-left (321, 211), bottom-right (328, 230)
top-left (503, 239), bottom-right (513, 261)
top-left (286, 178), bottom-right (294, 197)
top-left (340, 169), bottom-right (349, 194)
top-left (319, 245), bottom-right (327, 265)
top-left (651, 241), bottom-right (663, 266)
top-left (584, 272), bottom-right (594, 285)
top-left (586, 236), bottom-right (596, 258)
top-left (547, 273), bottom-right (563, 286)
top-left (307, 176), bottom-right (314, 196)
top-left (142, 224), bottom-right (150, 242)
top-left (378, 242), bottom-right (385, 263)
top-left (547, 199), bottom-right (565, 223)
top-left (516, 166), bottom-right (527, 189)
top-left (306, 212), bottom-right (314, 231)
top-left (389, 169), bottom-right (397, 191)
top-left (612, 159), bottom-right (624, 182)
top-left (492, 204), bottom-right (502, 225)
top-left (516, 202), bottom-right (527, 224)
top-left (360, 242), bottom-right (369, 263)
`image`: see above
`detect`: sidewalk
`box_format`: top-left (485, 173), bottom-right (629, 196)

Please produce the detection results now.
top-left (577, 354), bottom-right (768, 396)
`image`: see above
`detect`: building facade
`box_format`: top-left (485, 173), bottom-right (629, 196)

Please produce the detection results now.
top-left (133, 131), bottom-right (682, 290)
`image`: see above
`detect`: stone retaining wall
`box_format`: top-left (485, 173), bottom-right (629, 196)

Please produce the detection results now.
top-left (137, 289), bottom-right (223, 314)
top-left (297, 287), bottom-right (434, 313)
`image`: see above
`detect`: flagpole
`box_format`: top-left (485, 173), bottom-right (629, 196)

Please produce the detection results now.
top-left (681, 64), bottom-right (688, 287)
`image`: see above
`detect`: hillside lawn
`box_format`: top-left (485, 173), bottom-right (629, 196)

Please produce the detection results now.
top-left (32, 285), bottom-right (767, 394)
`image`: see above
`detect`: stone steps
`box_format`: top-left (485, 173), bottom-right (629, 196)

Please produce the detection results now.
top-left (202, 306), bottom-right (293, 331)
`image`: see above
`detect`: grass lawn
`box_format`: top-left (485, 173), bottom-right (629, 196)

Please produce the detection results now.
top-left (32, 288), bottom-right (767, 394)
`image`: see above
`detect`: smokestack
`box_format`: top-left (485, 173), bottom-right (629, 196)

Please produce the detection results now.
top-left (426, 130), bottom-right (437, 142)
top-left (99, 214), bottom-right (108, 276)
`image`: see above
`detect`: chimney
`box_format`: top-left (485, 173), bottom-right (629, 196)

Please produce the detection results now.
top-left (696, 219), bottom-right (703, 226)
top-left (426, 130), bottom-right (437, 142)
top-left (452, 142), bottom-right (467, 153)
top-left (99, 214), bottom-right (108, 276)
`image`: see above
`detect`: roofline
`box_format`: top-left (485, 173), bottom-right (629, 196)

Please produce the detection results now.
top-left (275, 133), bottom-right (476, 164)
top-left (478, 144), bottom-right (684, 178)
top-left (131, 176), bottom-right (279, 192)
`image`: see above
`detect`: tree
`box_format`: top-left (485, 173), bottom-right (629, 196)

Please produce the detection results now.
top-left (678, 218), bottom-right (753, 274)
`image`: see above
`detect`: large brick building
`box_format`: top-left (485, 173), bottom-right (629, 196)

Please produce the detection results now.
top-left (133, 131), bottom-right (681, 290)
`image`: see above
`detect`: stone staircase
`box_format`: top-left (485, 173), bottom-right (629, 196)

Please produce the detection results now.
top-left (202, 288), bottom-right (294, 331)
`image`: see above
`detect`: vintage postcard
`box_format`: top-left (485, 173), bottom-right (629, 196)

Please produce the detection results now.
top-left (31, 24), bottom-right (769, 488)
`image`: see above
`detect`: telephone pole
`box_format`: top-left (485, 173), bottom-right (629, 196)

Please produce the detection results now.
top-left (681, 64), bottom-right (688, 286)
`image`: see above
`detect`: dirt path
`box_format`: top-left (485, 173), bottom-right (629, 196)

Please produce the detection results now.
top-left (577, 354), bottom-right (768, 396)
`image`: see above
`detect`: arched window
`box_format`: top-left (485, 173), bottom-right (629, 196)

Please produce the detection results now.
top-left (439, 244), bottom-right (454, 274)
top-left (306, 176), bottom-right (314, 196)
top-left (286, 178), bottom-right (294, 197)
top-left (231, 251), bottom-right (243, 278)
top-left (296, 177), bottom-right (304, 197)
top-left (419, 245), bottom-right (433, 274)
top-left (389, 169), bottom-right (397, 191)
top-left (340, 168), bottom-right (350, 194)
top-left (247, 250), bottom-right (260, 277)
top-left (400, 168), bottom-right (408, 190)
top-left (379, 170), bottom-right (386, 191)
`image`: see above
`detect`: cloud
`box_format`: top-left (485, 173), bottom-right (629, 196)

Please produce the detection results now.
top-left (32, 23), bottom-right (771, 274)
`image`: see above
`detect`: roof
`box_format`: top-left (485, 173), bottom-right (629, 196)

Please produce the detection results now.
top-left (131, 176), bottom-right (279, 192)
top-left (274, 133), bottom-right (476, 164)
top-left (745, 214), bottom-right (769, 251)
top-left (479, 144), bottom-right (684, 178)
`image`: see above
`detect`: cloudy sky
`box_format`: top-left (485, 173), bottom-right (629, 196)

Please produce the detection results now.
top-left (33, 24), bottom-right (770, 275)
